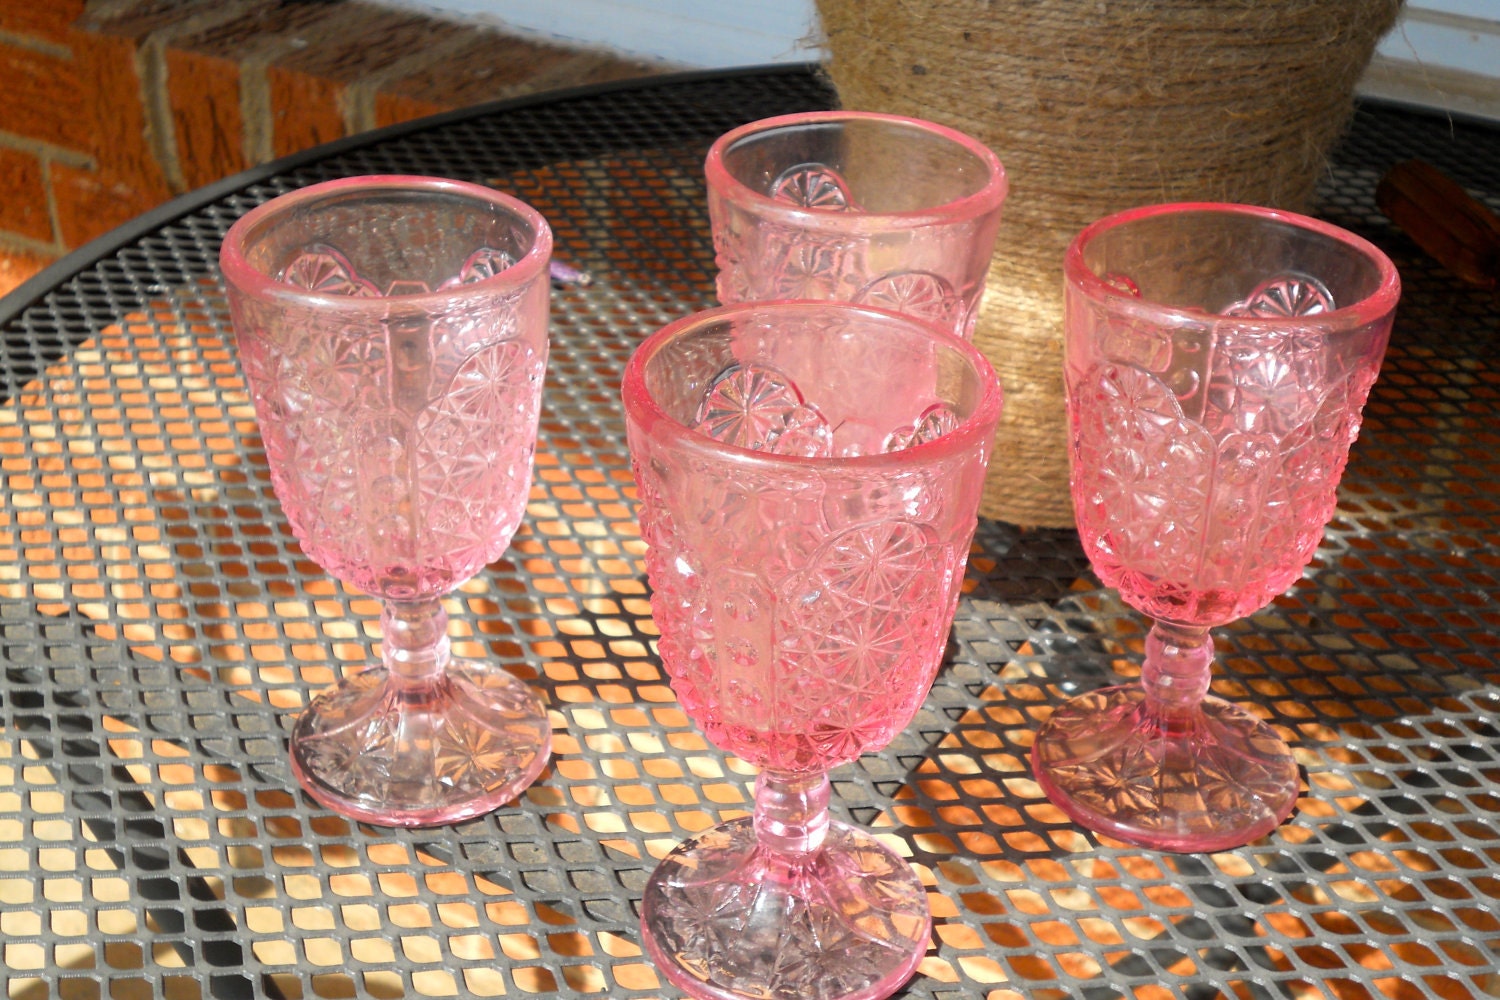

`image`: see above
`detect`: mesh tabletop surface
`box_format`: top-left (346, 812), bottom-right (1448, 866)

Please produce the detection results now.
top-left (2, 66), bottom-right (1499, 1000)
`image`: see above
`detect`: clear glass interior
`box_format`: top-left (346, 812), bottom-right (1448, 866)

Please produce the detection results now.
top-left (1080, 209), bottom-right (1386, 313)
top-left (238, 186), bottom-right (538, 292)
top-left (643, 307), bottom-right (986, 456)
top-left (722, 117), bottom-right (994, 213)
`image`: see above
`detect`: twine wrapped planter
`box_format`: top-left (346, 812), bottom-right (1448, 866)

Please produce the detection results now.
top-left (816, 0), bottom-right (1402, 527)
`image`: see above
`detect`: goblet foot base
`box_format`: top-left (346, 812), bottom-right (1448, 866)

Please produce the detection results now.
top-left (640, 816), bottom-right (930, 1000)
top-left (289, 661), bottom-right (551, 828)
top-left (1031, 684), bottom-right (1300, 852)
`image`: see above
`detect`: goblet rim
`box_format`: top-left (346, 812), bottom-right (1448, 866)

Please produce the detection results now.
top-left (1063, 200), bottom-right (1402, 331)
top-left (219, 174), bottom-right (553, 309)
top-left (621, 299), bottom-right (1004, 470)
top-left (705, 109), bottom-right (1009, 231)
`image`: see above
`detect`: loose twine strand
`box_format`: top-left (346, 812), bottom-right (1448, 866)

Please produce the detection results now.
top-left (817, 0), bottom-right (1402, 527)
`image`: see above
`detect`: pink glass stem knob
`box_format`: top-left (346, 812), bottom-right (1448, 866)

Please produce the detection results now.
top-left (383, 599), bottom-right (451, 688)
top-left (289, 598), bottom-right (551, 828)
top-left (640, 770), bottom-right (931, 1000)
top-left (753, 770), bottom-right (830, 855)
top-left (1140, 622), bottom-right (1212, 731)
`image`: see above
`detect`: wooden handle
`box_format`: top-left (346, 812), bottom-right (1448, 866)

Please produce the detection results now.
top-left (1375, 158), bottom-right (1500, 289)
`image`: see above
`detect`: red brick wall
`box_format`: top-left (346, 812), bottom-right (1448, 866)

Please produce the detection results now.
top-left (0, 0), bottom-right (666, 297)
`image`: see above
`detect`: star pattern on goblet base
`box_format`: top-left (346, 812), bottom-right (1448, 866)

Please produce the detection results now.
top-left (290, 661), bottom-right (552, 828)
top-left (1031, 685), bottom-right (1301, 853)
top-left (640, 816), bottom-right (931, 1000)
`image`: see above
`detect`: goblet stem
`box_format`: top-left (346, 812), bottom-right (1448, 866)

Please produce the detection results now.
top-left (1030, 620), bottom-right (1300, 852)
top-left (753, 770), bottom-right (830, 855)
top-left (383, 599), bottom-right (451, 690)
top-left (640, 767), bottom-right (931, 1000)
top-left (1139, 621), bottom-right (1212, 734)
top-left (288, 595), bottom-right (551, 828)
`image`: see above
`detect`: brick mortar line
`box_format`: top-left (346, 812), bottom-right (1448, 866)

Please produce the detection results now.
top-left (342, 29), bottom-right (478, 135)
top-left (38, 155), bottom-right (66, 254)
top-left (261, 3), bottom-right (441, 158)
top-left (0, 27), bottom-right (73, 59)
top-left (0, 131), bottom-right (95, 169)
top-left (191, 8), bottom-right (386, 168)
top-left (0, 125), bottom-right (92, 251)
top-left (125, 3), bottom-right (269, 195)
top-left (239, 49), bottom-right (277, 168)
top-left (134, 35), bottom-right (184, 194)
top-left (0, 228), bottom-right (65, 258)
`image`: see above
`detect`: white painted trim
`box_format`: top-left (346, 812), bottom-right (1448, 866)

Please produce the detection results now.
top-left (1375, 4), bottom-right (1500, 79)
top-left (1359, 58), bottom-right (1500, 122)
top-left (375, 0), bottom-right (822, 67)
top-left (1363, 3), bottom-right (1500, 121)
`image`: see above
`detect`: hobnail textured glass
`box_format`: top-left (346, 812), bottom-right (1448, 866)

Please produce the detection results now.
top-left (623, 301), bottom-right (1002, 1000)
top-left (705, 111), bottom-right (1007, 339)
top-left (220, 175), bottom-right (554, 827)
top-left (1033, 202), bottom-right (1401, 852)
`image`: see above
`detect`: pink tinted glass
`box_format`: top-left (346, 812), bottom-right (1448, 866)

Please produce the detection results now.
top-left (624, 300), bottom-right (1001, 1000)
top-left (1033, 202), bottom-right (1400, 852)
top-left (220, 175), bottom-right (554, 828)
top-left (706, 111), bottom-right (1007, 339)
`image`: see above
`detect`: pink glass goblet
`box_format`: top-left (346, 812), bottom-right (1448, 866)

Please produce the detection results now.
top-left (705, 111), bottom-right (1007, 339)
top-left (624, 301), bottom-right (1002, 1000)
top-left (220, 175), bottom-right (553, 827)
top-left (1033, 202), bottom-right (1401, 852)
